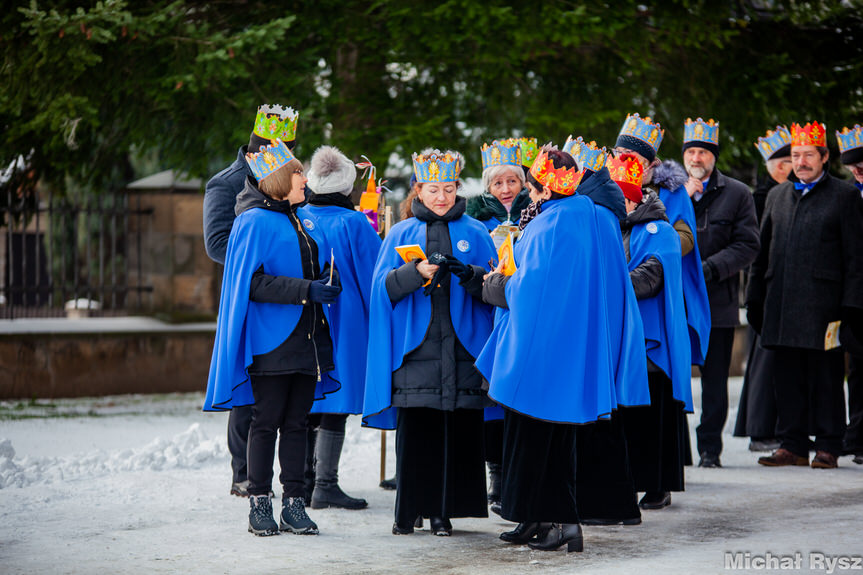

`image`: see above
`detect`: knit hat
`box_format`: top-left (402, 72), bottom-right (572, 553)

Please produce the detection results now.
top-left (307, 146), bottom-right (356, 196)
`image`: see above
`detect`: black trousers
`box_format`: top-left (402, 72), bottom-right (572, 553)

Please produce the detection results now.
top-left (484, 419), bottom-right (504, 465)
top-left (696, 326), bottom-right (735, 456)
top-left (846, 354), bottom-right (863, 455)
top-left (247, 373), bottom-right (317, 497)
top-left (734, 329), bottom-right (778, 440)
top-left (308, 412), bottom-right (348, 433)
top-left (501, 409), bottom-right (579, 524)
top-left (228, 405), bottom-right (252, 483)
top-left (575, 415), bottom-right (639, 522)
top-left (773, 347), bottom-right (846, 457)
top-left (394, 407), bottom-right (487, 526)
top-left (621, 371), bottom-right (687, 493)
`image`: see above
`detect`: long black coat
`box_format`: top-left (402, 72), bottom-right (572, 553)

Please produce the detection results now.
top-left (746, 173), bottom-right (863, 350)
top-left (693, 170), bottom-right (760, 327)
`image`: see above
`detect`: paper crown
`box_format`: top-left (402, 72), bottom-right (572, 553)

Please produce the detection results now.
top-left (253, 105), bottom-right (299, 142)
top-left (562, 136), bottom-right (608, 173)
top-left (618, 113), bottom-right (664, 155)
top-left (683, 117), bottom-right (720, 146)
top-left (529, 148), bottom-right (580, 196)
top-left (791, 121), bottom-right (826, 147)
top-left (606, 153), bottom-right (644, 199)
top-left (755, 125), bottom-right (792, 161)
top-left (412, 150), bottom-right (462, 183)
top-left (516, 137), bottom-right (539, 167)
top-left (835, 125), bottom-right (863, 155)
top-left (481, 139), bottom-right (522, 171)
top-left (245, 139), bottom-right (297, 182)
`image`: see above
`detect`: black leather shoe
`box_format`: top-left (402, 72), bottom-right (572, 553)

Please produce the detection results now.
top-left (392, 521), bottom-right (414, 535)
top-left (414, 515), bottom-right (424, 529)
top-left (527, 523), bottom-right (583, 552)
top-left (429, 516), bottom-right (452, 536)
top-left (639, 491), bottom-right (671, 510)
top-left (489, 501), bottom-right (502, 516)
top-left (379, 476), bottom-right (397, 490)
top-left (499, 522), bottom-right (552, 544)
top-left (698, 452), bottom-right (722, 468)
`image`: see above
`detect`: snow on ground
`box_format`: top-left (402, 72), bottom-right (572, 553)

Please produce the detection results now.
top-left (1, 378), bottom-right (861, 575)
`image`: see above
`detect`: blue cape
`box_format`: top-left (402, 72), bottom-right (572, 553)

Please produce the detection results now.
top-left (299, 205), bottom-right (382, 414)
top-left (204, 208), bottom-right (339, 412)
top-left (658, 186), bottom-right (711, 365)
top-left (362, 214), bottom-right (496, 429)
top-left (628, 218), bottom-right (693, 411)
top-left (475, 196), bottom-right (645, 425)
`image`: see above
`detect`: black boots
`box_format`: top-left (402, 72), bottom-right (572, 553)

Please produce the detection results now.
top-left (499, 522), bottom-right (552, 544)
top-left (527, 523), bottom-right (583, 553)
top-left (639, 491), bottom-right (671, 509)
top-left (487, 462), bottom-right (502, 516)
top-left (429, 517), bottom-right (452, 536)
top-left (310, 429), bottom-right (368, 510)
top-left (248, 495), bottom-right (279, 536)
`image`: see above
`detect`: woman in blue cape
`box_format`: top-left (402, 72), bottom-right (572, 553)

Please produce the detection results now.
top-left (362, 149), bottom-right (496, 537)
top-left (476, 147), bottom-right (624, 553)
top-left (296, 146), bottom-right (382, 511)
top-left (204, 140), bottom-right (342, 537)
top-left (611, 154), bottom-right (692, 512)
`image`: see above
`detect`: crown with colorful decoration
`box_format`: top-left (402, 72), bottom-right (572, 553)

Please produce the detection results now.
top-left (606, 153), bottom-right (644, 203)
top-left (412, 149), bottom-right (463, 183)
top-left (515, 137), bottom-right (539, 167)
top-left (253, 105), bottom-right (299, 142)
top-left (684, 117), bottom-right (720, 146)
top-left (481, 139), bottom-right (522, 171)
top-left (791, 121), bottom-right (826, 147)
top-left (754, 125), bottom-right (792, 162)
top-left (562, 136), bottom-right (609, 173)
top-left (835, 125), bottom-right (863, 155)
top-left (617, 113), bottom-right (664, 154)
top-left (529, 147), bottom-right (580, 196)
top-left (245, 139), bottom-right (297, 182)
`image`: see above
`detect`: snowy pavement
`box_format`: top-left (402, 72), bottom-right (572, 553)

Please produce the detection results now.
top-left (1, 378), bottom-right (861, 575)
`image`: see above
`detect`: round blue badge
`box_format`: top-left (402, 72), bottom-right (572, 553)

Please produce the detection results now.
top-left (646, 222), bottom-right (658, 234)
top-left (303, 219), bottom-right (315, 231)
top-left (457, 240), bottom-right (470, 253)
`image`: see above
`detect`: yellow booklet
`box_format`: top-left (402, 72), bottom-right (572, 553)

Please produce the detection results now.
top-left (395, 244), bottom-right (430, 286)
top-left (824, 320), bottom-right (841, 350)
top-left (497, 233), bottom-right (517, 276)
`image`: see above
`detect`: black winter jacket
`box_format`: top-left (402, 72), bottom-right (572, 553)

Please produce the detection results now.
top-left (621, 192), bottom-right (668, 300)
top-left (385, 197), bottom-right (490, 411)
top-left (692, 169), bottom-right (760, 327)
top-left (204, 147), bottom-right (250, 265)
top-left (234, 177), bottom-right (335, 376)
top-left (746, 173), bottom-right (863, 350)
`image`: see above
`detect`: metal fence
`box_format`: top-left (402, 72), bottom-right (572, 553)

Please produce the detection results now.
top-left (1, 187), bottom-right (154, 319)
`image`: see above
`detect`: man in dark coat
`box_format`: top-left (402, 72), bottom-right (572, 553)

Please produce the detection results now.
top-left (748, 121), bottom-right (863, 469)
top-left (202, 105), bottom-right (299, 497)
top-left (681, 118), bottom-right (760, 468)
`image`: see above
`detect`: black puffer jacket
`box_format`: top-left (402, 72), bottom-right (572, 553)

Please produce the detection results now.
top-left (234, 177), bottom-right (335, 377)
top-left (621, 192), bottom-right (669, 300)
top-left (385, 196), bottom-right (490, 411)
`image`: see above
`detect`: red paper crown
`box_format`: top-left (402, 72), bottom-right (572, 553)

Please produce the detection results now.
top-left (791, 121), bottom-right (826, 147)
top-left (528, 149), bottom-right (579, 195)
top-left (606, 153), bottom-right (644, 203)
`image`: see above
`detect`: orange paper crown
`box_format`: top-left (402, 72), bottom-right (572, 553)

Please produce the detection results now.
top-left (791, 121), bottom-right (826, 147)
top-left (528, 149), bottom-right (579, 196)
top-left (606, 153), bottom-right (644, 203)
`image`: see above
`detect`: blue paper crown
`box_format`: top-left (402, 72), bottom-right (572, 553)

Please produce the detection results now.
top-left (481, 139), bottom-right (522, 171)
top-left (836, 125), bottom-right (863, 155)
top-left (683, 117), bottom-right (720, 146)
top-left (412, 150), bottom-right (462, 183)
top-left (562, 136), bottom-right (608, 173)
top-left (245, 139), bottom-right (297, 182)
top-left (755, 125), bottom-right (792, 162)
top-left (618, 113), bottom-right (664, 155)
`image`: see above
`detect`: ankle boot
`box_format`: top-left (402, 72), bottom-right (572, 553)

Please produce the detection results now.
top-left (310, 428), bottom-right (368, 510)
top-left (303, 426), bottom-right (317, 503)
top-left (527, 523), bottom-right (583, 552)
top-left (487, 462), bottom-right (502, 504)
top-left (499, 522), bottom-right (551, 544)
top-left (248, 495), bottom-right (279, 537)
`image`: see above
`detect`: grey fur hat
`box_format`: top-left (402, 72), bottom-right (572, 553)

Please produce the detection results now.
top-left (307, 146), bottom-right (356, 196)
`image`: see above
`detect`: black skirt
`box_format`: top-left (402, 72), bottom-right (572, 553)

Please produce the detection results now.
top-left (620, 371), bottom-right (687, 493)
top-left (734, 328), bottom-right (778, 439)
top-left (575, 415), bottom-right (640, 522)
top-left (500, 409), bottom-right (579, 524)
top-left (394, 407), bottom-right (488, 525)
top-left (484, 419), bottom-right (504, 465)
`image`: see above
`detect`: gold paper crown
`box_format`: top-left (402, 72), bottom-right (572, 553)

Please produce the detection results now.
top-left (529, 148), bottom-right (579, 196)
top-left (683, 117), bottom-right (720, 146)
top-left (481, 139), bottom-right (522, 171)
top-left (835, 125), bottom-right (863, 154)
top-left (253, 105), bottom-right (299, 142)
top-left (791, 121), bottom-right (826, 147)
top-left (516, 137), bottom-right (539, 167)
top-left (606, 154), bottom-right (644, 189)
top-left (412, 150), bottom-right (462, 183)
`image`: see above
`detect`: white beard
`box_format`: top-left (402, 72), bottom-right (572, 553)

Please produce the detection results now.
top-left (687, 165), bottom-right (709, 180)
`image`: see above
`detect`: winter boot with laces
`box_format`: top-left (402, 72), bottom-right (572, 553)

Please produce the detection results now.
top-left (280, 495), bottom-right (319, 535)
top-left (248, 495), bottom-right (279, 536)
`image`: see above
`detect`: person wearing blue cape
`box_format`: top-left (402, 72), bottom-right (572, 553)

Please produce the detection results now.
top-left (297, 146), bottom-right (382, 511)
top-left (560, 137), bottom-right (650, 527)
top-left (203, 139), bottom-right (342, 537)
top-left (476, 147), bottom-right (634, 554)
top-left (362, 149), bottom-right (496, 537)
top-left (610, 153), bottom-right (693, 511)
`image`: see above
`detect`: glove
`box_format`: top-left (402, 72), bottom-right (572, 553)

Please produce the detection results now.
top-left (422, 253), bottom-right (450, 296)
top-left (308, 278), bottom-right (341, 304)
top-left (746, 303), bottom-right (763, 335)
top-left (702, 260), bottom-right (716, 283)
top-left (443, 254), bottom-right (474, 283)
top-left (319, 263), bottom-right (342, 290)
